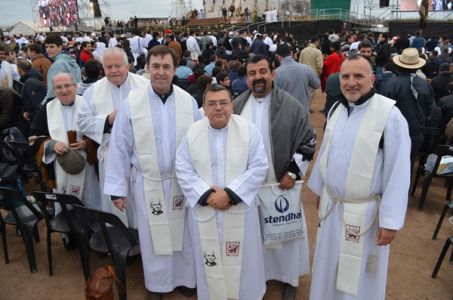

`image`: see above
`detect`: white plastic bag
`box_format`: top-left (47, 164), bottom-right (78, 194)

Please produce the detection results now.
top-left (258, 181), bottom-right (305, 245)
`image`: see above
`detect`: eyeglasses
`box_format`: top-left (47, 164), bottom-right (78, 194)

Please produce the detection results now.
top-left (340, 73), bottom-right (371, 81)
top-left (205, 100), bottom-right (231, 108)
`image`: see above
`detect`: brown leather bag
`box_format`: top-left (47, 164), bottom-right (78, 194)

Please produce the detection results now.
top-left (85, 266), bottom-right (121, 300)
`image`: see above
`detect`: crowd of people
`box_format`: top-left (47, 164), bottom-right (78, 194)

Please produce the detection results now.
top-left (1, 25), bottom-right (453, 300)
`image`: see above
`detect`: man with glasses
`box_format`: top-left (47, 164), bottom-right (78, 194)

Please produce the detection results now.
top-left (308, 55), bottom-right (411, 300)
top-left (78, 47), bottom-right (148, 227)
top-left (176, 84), bottom-right (268, 300)
top-left (30, 73), bottom-right (100, 209)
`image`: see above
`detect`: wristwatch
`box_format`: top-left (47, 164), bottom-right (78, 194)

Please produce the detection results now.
top-left (287, 171), bottom-right (297, 180)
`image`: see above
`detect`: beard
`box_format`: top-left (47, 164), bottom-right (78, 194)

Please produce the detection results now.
top-left (252, 78), bottom-right (267, 94)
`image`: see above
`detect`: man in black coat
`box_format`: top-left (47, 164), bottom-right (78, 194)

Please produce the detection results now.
top-left (16, 59), bottom-right (46, 125)
top-left (380, 48), bottom-right (433, 167)
top-left (431, 63), bottom-right (453, 102)
top-left (375, 33), bottom-right (391, 76)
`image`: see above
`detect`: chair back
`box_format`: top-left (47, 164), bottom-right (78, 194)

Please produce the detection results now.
top-left (420, 127), bottom-right (442, 155)
top-left (0, 185), bottom-right (42, 226)
top-left (430, 144), bottom-right (453, 175)
top-left (72, 205), bottom-right (138, 251)
top-left (33, 191), bottom-right (84, 232)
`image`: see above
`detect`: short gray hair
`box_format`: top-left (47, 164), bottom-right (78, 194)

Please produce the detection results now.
top-left (103, 47), bottom-right (128, 65)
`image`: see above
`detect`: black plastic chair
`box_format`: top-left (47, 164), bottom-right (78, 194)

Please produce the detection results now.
top-left (0, 185), bottom-right (43, 273)
top-left (73, 205), bottom-right (140, 300)
top-left (412, 145), bottom-right (453, 210)
top-left (0, 209), bottom-right (9, 264)
top-left (411, 127), bottom-right (442, 195)
top-left (431, 236), bottom-right (453, 278)
top-left (33, 191), bottom-right (86, 276)
top-left (432, 200), bottom-right (453, 240)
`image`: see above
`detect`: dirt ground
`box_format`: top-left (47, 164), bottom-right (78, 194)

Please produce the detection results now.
top-left (1, 90), bottom-right (453, 300)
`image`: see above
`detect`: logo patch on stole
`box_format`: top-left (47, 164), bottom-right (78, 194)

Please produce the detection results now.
top-left (172, 196), bottom-right (184, 210)
top-left (345, 224), bottom-right (361, 243)
top-left (70, 185), bottom-right (81, 197)
top-left (225, 241), bottom-right (240, 256)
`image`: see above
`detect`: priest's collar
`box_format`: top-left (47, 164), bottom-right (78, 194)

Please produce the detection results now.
top-left (251, 91), bottom-right (272, 103)
top-left (60, 100), bottom-right (75, 107)
top-left (153, 85), bottom-right (174, 104)
top-left (339, 89), bottom-right (375, 114)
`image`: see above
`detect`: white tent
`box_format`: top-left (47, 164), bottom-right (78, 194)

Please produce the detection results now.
top-left (9, 21), bottom-right (36, 36)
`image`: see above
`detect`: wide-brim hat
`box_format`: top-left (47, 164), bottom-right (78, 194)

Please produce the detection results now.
top-left (393, 48), bottom-right (426, 69)
top-left (57, 149), bottom-right (85, 175)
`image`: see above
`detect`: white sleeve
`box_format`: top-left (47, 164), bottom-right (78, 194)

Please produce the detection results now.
top-left (379, 108), bottom-right (411, 230)
top-left (103, 101), bottom-right (134, 197)
top-left (77, 86), bottom-right (109, 144)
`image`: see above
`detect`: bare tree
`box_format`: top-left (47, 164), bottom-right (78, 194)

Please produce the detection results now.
top-left (280, 0), bottom-right (310, 16)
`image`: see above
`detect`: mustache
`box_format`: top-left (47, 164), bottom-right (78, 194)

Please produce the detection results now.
top-left (252, 79), bottom-right (266, 86)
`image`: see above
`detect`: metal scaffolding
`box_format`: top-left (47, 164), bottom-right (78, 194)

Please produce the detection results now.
top-left (171, 0), bottom-right (192, 19)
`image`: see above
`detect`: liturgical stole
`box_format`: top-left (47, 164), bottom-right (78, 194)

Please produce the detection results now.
top-left (129, 85), bottom-right (194, 255)
top-left (46, 96), bottom-right (86, 199)
top-left (93, 74), bottom-right (147, 169)
top-left (318, 95), bottom-right (395, 296)
top-left (187, 115), bottom-right (249, 300)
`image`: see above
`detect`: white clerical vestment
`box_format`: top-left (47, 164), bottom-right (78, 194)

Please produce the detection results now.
top-left (240, 93), bottom-right (310, 286)
top-left (78, 73), bottom-right (148, 227)
top-left (307, 96), bottom-right (411, 300)
top-left (103, 85), bottom-right (201, 292)
top-left (176, 116), bottom-right (268, 300)
top-left (43, 96), bottom-right (101, 210)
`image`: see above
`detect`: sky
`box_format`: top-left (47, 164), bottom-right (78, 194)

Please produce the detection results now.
top-left (0, 0), bottom-right (203, 27)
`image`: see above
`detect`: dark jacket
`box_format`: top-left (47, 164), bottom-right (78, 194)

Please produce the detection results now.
top-left (380, 73), bottom-right (433, 144)
top-left (431, 72), bottom-right (453, 102)
top-left (0, 88), bottom-right (23, 131)
top-left (147, 39), bottom-right (160, 50)
top-left (250, 39), bottom-right (267, 55)
top-left (374, 71), bottom-right (396, 94)
top-left (20, 69), bottom-right (46, 118)
top-left (437, 94), bottom-right (453, 126)
top-left (375, 41), bottom-right (391, 67)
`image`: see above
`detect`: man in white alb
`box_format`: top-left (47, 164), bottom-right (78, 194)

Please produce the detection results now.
top-left (176, 83), bottom-right (268, 300)
top-left (78, 47), bottom-right (148, 227)
top-left (308, 55), bottom-right (411, 300)
top-left (104, 46), bottom-right (201, 300)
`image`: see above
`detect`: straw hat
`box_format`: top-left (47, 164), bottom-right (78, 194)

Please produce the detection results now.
top-left (392, 48), bottom-right (426, 69)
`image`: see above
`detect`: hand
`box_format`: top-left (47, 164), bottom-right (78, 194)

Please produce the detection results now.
top-left (54, 141), bottom-right (69, 155)
top-left (70, 139), bottom-right (87, 150)
top-left (113, 197), bottom-right (127, 212)
top-left (2, 74), bottom-right (9, 87)
top-left (107, 110), bottom-right (117, 126)
top-left (23, 112), bottom-right (31, 121)
top-left (279, 173), bottom-right (296, 190)
top-left (207, 186), bottom-right (231, 210)
top-left (376, 228), bottom-right (397, 246)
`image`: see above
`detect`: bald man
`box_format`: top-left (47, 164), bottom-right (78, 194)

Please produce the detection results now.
top-left (308, 55), bottom-right (411, 300)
